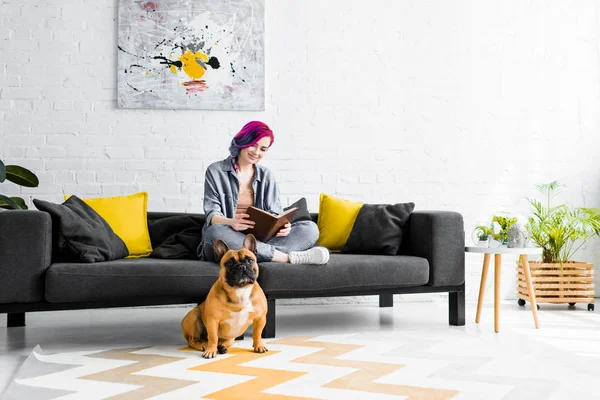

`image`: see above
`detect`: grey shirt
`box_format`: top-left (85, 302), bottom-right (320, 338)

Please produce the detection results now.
top-left (203, 155), bottom-right (282, 227)
top-left (197, 156), bottom-right (282, 259)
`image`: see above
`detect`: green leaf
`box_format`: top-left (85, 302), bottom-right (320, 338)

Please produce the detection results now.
top-left (0, 194), bottom-right (24, 210)
top-left (5, 165), bottom-right (39, 188)
top-left (10, 196), bottom-right (27, 209)
top-left (527, 181), bottom-right (600, 263)
top-left (0, 159), bottom-right (5, 183)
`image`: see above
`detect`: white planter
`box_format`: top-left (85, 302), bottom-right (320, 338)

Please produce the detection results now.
top-left (488, 239), bottom-right (502, 248)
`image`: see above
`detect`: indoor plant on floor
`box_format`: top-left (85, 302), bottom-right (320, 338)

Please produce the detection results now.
top-left (518, 181), bottom-right (600, 311)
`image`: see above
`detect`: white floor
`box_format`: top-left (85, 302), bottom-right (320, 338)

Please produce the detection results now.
top-left (1, 299), bottom-right (598, 397)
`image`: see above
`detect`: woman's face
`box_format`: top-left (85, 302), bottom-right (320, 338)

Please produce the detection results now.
top-left (239, 136), bottom-right (271, 165)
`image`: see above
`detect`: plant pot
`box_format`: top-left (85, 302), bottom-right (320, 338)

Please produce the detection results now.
top-left (488, 239), bottom-right (502, 248)
top-left (516, 261), bottom-right (595, 307)
top-left (471, 228), bottom-right (491, 247)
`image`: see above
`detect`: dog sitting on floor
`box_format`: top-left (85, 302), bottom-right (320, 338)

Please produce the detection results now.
top-left (181, 234), bottom-right (268, 358)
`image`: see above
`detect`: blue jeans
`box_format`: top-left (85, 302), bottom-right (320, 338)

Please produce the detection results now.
top-left (199, 220), bottom-right (320, 262)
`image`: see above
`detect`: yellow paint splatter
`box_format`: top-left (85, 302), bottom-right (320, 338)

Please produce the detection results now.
top-left (145, 71), bottom-right (149, 76)
top-left (178, 50), bottom-right (209, 79)
top-left (169, 65), bottom-right (177, 74)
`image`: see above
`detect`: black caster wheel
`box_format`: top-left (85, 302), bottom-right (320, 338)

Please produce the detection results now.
top-left (536, 304), bottom-right (540, 310)
top-left (588, 304), bottom-right (595, 311)
top-left (569, 303), bottom-right (576, 307)
top-left (518, 299), bottom-right (526, 307)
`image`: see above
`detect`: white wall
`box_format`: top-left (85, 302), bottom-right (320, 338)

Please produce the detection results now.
top-left (2, 0), bottom-right (600, 303)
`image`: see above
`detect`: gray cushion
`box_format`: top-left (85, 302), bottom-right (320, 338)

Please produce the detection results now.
top-left (45, 259), bottom-right (219, 303)
top-left (341, 202), bottom-right (415, 255)
top-left (257, 254), bottom-right (429, 296)
top-left (284, 197), bottom-right (312, 223)
top-left (33, 196), bottom-right (128, 263)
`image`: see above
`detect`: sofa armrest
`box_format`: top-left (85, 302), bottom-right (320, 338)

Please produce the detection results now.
top-left (0, 210), bottom-right (52, 303)
top-left (409, 210), bottom-right (465, 287)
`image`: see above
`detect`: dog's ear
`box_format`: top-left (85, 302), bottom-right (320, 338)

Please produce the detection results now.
top-left (243, 234), bottom-right (257, 255)
top-left (213, 239), bottom-right (229, 263)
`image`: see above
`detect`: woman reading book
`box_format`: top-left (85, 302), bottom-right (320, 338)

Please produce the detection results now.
top-left (197, 121), bottom-right (330, 265)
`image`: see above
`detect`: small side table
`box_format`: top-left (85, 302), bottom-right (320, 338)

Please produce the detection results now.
top-left (466, 246), bottom-right (543, 333)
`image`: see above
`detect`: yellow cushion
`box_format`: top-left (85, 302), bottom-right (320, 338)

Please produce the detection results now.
top-left (317, 193), bottom-right (364, 252)
top-left (65, 192), bottom-right (152, 258)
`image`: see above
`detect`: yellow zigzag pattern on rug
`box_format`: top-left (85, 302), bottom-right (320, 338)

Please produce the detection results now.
top-left (271, 336), bottom-right (458, 400)
top-left (77, 338), bottom-right (460, 399)
top-left (82, 347), bottom-right (195, 399)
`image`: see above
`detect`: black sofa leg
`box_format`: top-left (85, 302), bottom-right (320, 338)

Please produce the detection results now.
top-left (379, 294), bottom-right (393, 308)
top-left (7, 312), bottom-right (25, 327)
top-left (449, 288), bottom-right (465, 326)
top-left (262, 298), bottom-right (276, 339)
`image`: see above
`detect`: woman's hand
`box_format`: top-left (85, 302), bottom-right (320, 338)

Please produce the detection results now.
top-left (276, 222), bottom-right (291, 237)
top-left (229, 214), bottom-right (255, 231)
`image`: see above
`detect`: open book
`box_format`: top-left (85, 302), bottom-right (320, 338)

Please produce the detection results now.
top-left (244, 206), bottom-right (298, 242)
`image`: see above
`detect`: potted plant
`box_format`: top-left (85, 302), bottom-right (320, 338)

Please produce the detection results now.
top-left (0, 159), bottom-right (39, 210)
top-left (489, 215), bottom-right (518, 247)
top-left (517, 181), bottom-right (600, 311)
top-left (473, 224), bottom-right (494, 247)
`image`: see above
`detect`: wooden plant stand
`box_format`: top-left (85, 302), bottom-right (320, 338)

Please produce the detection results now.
top-left (517, 260), bottom-right (595, 311)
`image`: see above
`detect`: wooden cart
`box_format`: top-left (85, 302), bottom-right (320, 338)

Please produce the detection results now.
top-left (517, 260), bottom-right (595, 311)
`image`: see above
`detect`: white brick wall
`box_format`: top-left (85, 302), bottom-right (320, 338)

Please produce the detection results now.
top-left (2, 0), bottom-right (600, 304)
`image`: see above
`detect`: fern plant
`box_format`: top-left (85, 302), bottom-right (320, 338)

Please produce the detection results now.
top-left (0, 159), bottom-right (39, 210)
top-left (527, 181), bottom-right (600, 263)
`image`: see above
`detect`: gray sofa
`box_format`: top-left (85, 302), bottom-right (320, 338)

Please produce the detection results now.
top-left (0, 209), bottom-right (465, 338)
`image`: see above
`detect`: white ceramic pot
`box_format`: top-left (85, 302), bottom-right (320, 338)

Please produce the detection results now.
top-left (488, 239), bottom-right (502, 248)
top-left (475, 239), bottom-right (489, 247)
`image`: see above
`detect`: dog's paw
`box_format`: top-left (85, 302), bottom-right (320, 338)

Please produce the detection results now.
top-left (217, 344), bottom-right (228, 354)
top-left (202, 347), bottom-right (218, 359)
top-left (254, 344), bottom-right (268, 354)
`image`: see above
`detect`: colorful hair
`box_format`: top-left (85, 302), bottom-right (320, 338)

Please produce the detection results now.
top-left (228, 121), bottom-right (274, 158)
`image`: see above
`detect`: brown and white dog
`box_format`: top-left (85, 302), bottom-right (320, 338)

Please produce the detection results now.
top-left (181, 234), bottom-right (268, 358)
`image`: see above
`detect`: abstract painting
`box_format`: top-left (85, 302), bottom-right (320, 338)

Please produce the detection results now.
top-left (117, 0), bottom-right (264, 110)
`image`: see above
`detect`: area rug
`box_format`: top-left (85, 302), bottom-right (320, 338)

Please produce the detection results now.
top-left (3, 315), bottom-right (600, 400)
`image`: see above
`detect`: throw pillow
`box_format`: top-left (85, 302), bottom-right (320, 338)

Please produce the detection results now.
top-left (317, 193), bottom-right (364, 252)
top-left (148, 215), bottom-right (203, 260)
top-left (341, 202), bottom-right (415, 255)
top-left (317, 193), bottom-right (415, 255)
top-left (284, 197), bottom-right (312, 224)
top-left (65, 192), bottom-right (152, 258)
top-left (33, 196), bottom-right (129, 263)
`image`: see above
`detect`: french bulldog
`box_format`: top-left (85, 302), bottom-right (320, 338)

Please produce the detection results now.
top-left (181, 234), bottom-right (268, 358)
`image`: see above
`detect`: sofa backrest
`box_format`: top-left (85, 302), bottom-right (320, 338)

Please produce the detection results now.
top-left (147, 211), bottom-right (205, 223)
top-left (146, 211), bottom-right (413, 256)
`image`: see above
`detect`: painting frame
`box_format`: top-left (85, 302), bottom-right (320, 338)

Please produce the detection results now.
top-left (117, 0), bottom-right (265, 111)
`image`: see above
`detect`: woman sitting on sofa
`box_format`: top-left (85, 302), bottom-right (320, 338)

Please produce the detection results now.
top-left (197, 121), bottom-right (330, 265)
